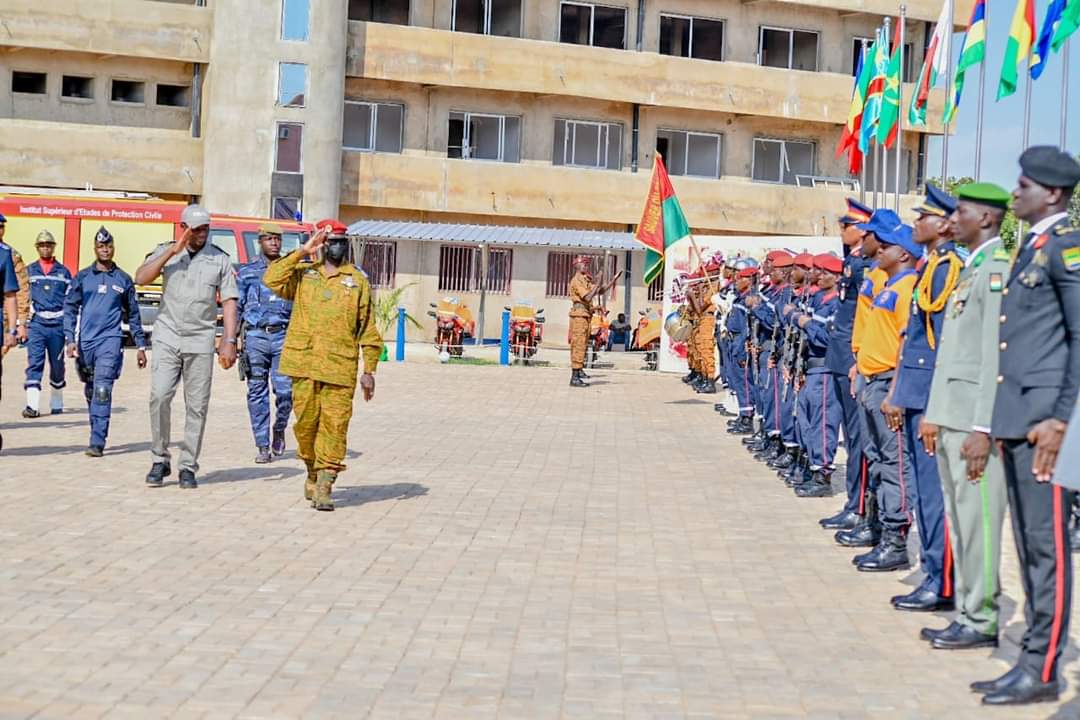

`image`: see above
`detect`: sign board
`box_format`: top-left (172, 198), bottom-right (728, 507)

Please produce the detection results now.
top-left (658, 235), bottom-right (842, 374)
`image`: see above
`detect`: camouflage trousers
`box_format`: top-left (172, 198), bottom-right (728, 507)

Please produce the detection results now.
top-left (695, 314), bottom-right (716, 378)
top-left (569, 316), bottom-right (589, 369)
top-left (686, 320), bottom-right (700, 372)
top-left (292, 377), bottom-right (356, 474)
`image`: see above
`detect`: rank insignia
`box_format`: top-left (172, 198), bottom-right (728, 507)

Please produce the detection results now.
top-left (989, 273), bottom-right (1003, 292)
top-left (992, 246), bottom-right (1011, 262)
top-left (1063, 247), bottom-right (1080, 272)
top-left (1033, 234), bottom-right (1048, 250)
top-left (972, 252), bottom-right (984, 268)
top-left (1034, 249), bottom-right (1050, 267)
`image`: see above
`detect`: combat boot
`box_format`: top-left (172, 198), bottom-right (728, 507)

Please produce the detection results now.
top-left (314, 470), bottom-right (336, 512)
top-left (769, 446), bottom-right (796, 470)
top-left (857, 531), bottom-right (910, 572)
top-left (682, 370), bottom-right (700, 385)
top-left (304, 462), bottom-right (318, 504)
top-left (570, 369), bottom-right (589, 387)
top-left (741, 426), bottom-right (764, 446)
top-left (728, 415), bottom-right (754, 435)
top-left (836, 494), bottom-right (880, 547)
top-left (695, 378), bottom-right (717, 394)
top-left (795, 471), bottom-right (834, 498)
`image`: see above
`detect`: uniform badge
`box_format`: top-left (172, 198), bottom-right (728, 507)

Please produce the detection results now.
top-left (97, 284), bottom-right (107, 294)
top-left (972, 252), bottom-right (984, 268)
top-left (1062, 247), bottom-right (1080, 272)
top-left (1033, 234), bottom-right (1048, 250)
top-left (992, 246), bottom-right (1011, 262)
top-left (1033, 249), bottom-right (1049, 267)
top-left (989, 273), bottom-right (1003, 293)
top-left (43, 284), bottom-right (50, 292)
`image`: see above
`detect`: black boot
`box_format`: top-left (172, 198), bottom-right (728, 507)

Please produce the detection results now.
top-left (579, 369), bottom-right (591, 379)
top-left (742, 428), bottom-right (764, 447)
top-left (682, 370), bottom-right (700, 385)
top-left (714, 403), bottom-right (736, 416)
top-left (695, 378), bottom-right (717, 394)
top-left (769, 446), bottom-right (797, 470)
top-left (857, 530), bottom-right (910, 572)
top-left (836, 494), bottom-right (880, 547)
top-left (755, 436), bottom-right (783, 462)
top-left (728, 415), bottom-right (754, 435)
top-left (819, 509), bottom-right (862, 530)
top-left (749, 434), bottom-right (772, 457)
top-left (570, 369), bottom-right (588, 387)
top-left (795, 471), bottom-right (834, 498)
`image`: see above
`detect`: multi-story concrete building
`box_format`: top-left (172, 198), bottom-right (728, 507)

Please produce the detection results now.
top-left (0, 0), bottom-right (966, 345)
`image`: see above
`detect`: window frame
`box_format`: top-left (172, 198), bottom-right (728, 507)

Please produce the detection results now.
top-left (12, 70), bottom-right (48, 97)
top-left (758, 25), bottom-right (819, 71)
top-left (555, 118), bottom-right (623, 170)
top-left (60, 75), bottom-right (94, 103)
top-left (109, 78), bottom-right (146, 105)
top-left (342, 100), bottom-right (405, 153)
top-left (658, 12), bottom-right (725, 62)
top-left (437, 244), bottom-right (513, 295)
top-left (280, 0), bottom-right (311, 42)
top-left (277, 62), bottom-right (308, 108)
top-left (558, 1), bottom-right (627, 49)
top-left (451, 0), bottom-right (523, 37)
top-left (447, 110), bottom-right (521, 162)
top-left (851, 36), bottom-right (914, 81)
top-left (545, 251), bottom-right (618, 299)
top-left (274, 121), bottom-right (305, 174)
top-left (357, 239), bottom-right (398, 289)
top-left (656, 128), bottom-right (722, 179)
top-left (751, 137), bottom-right (816, 186)
top-left (271, 196), bottom-right (302, 221)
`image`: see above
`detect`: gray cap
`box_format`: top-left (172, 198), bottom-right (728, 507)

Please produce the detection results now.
top-left (181, 204), bottom-right (211, 229)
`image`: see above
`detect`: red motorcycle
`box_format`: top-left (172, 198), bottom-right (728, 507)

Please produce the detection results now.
top-left (507, 302), bottom-right (545, 364)
top-left (428, 297), bottom-right (474, 358)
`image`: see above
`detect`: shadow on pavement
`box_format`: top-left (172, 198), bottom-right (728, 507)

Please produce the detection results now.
top-left (1, 440), bottom-right (151, 457)
top-left (665, 398), bottom-right (710, 405)
top-left (332, 483), bottom-right (429, 508)
top-left (200, 465), bottom-right (305, 485)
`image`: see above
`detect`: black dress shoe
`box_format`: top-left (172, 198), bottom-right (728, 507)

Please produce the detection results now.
top-left (857, 537), bottom-right (910, 572)
top-left (835, 522), bottom-right (879, 548)
top-left (820, 510), bottom-right (861, 530)
top-left (178, 470), bottom-right (198, 489)
top-left (714, 404), bottom-right (736, 416)
top-left (145, 462), bottom-right (171, 487)
top-left (892, 587), bottom-right (955, 612)
top-left (795, 472), bottom-right (833, 498)
top-left (695, 379), bottom-right (717, 394)
top-left (981, 669), bottom-right (1058, 705)
top-left (931, 623), bottom-right (998, 650)
top-left (971, 666), bottom-right (1023, 694)
top-left (920, 621), bottom-right (959, 642)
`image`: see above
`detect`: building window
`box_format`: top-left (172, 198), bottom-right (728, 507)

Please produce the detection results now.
top-left (752, 138), bottom-right (815, 185)
top-left (12, 71), bottom-right (46, 95)
top-left (342, 101), bottom-right (404, 152)
top-left (243, 229), bottom-right (304, 259)
top-left (111, 79), bottom-right (145, 104)
top-left (448, 112), bottom-right (521, 162)
top-left (559, 2), bottom-right (626, 50)
top-left (851, 38), bottom-right (914, 81)
top-left (156, 84), bottom-right (190, 107)
top-left (647, 273), bottom-right (664, 302)
top-left (452, 0), bottom-right (522, 37)
top-left (546, 252), bottom-right (617, 298)
top-left (281, 0), bottom-right (310, 41)
top-left (758, 27), bottom-right (818, 71)
top-left (357, 240), bottom-right (397, 288)
top-left (349, 0), bottom-right (409, 24)
top-left (659, 14), bottom-right (724, 61)
top-left (275, 123), bottom-right (303, 173)
top-left (272, 196), bottom-right (302, 221)
top-left (277, 63), bottom-right (307, 107)
top-left (437, 245), bottom-right (513, 294)
top-left (209, 229), bottom-right (241, 265)
top-left (553, 119), bottom-right (622, 170)
top-left (656, 129), bottom-right (721, 179)
top-left (61, 76), bottom-right (93, 100)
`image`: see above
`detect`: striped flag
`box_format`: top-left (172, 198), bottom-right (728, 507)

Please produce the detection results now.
top-left (1032, 0), bottom-right (1067, 79)
top-left (635, 155), bottom-right (692, 286)
top-left (877, 24), bottom-right (904, 148)
top-left (945, 0), bottom-right (987, 123)
top-left (908, 1), bottom-right (952, 126)
top-left (859, 28), bottom-right (890, 153)
top-left (837, 39), bottom-right (873, 173)
top-left (997, 0), bottom-right (1036, 100)
top-left (1052, 0), bottom-right (1080, 51)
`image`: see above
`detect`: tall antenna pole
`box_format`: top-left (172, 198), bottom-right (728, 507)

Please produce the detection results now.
top-left (941, 0), bottom-right (954, 183)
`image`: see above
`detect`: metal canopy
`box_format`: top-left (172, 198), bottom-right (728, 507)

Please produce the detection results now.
top-left (346, 219), bottom-right (642, 251)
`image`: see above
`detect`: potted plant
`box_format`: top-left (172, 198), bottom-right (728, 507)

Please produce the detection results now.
top-left (373, 283), bottom-right (422, 360)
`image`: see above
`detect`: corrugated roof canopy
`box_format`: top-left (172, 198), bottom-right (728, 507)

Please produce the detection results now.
top-left (347, 220), bottom-right (642, 251)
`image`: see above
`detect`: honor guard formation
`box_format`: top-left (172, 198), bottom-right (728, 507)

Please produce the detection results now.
top-left (0, 147), bottom-right (1078, 706)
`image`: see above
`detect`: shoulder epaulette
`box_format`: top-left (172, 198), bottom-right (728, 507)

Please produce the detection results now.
top-left (209, 243), bottom-right (228, 255)
top-left (352, 264), bottom-right (369, 278)
top-left (991, 246), bottom-right (1011, 262)
top-left (1054, 225), bottom-right (1076, 236)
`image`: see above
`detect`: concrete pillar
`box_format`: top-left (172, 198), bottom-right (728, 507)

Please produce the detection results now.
top-left (200, 0), bottom-right (346, 220)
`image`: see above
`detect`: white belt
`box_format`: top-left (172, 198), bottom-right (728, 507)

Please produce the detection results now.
top-left (33, 309), bottom-right (64, 319)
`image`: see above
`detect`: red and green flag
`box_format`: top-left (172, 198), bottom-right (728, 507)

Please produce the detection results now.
top-left (998, 0), bottom-right (1036, 99)
top-left (837, 39), bottom-right (873, 174)
top-left (876, 21), bottom-right (904, 148)
top-left (1052, 0), bottom-right (1080, 51)
top-left (636, 155), bottom-right (691, 287)
top-left (909, 1), bottom-right (952, 126)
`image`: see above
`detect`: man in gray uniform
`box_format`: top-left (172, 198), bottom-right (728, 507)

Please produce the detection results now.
top-left (919, 182), bottom-right (1011, 651)
top-left (135, 205), bottom-right (239, 489)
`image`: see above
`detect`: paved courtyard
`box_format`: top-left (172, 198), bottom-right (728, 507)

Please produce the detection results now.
top-left (0, 352), bottom-right (1078, 719)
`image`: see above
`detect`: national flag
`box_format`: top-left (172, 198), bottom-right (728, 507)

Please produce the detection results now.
top-left (635, 155), bottom-right (692, 287)
top-left (877, 23), bottom-right (904, 147)
top-left (997, 0), bottom-right (1036, 100)
top-left (945, 0), bottom-right (988, 124)
top-left (1032, 0), bottom-right (1067, 79)
top-left (837, 40), bottom-right (873, 173)
top-left (908, 1), bottom-right (952, 126)
top-left (1052, 0), bottom-right (1080, 51)
top-left (859, 28), bottom-right (890, 153)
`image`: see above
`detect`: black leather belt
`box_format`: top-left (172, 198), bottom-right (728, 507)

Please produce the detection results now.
top-left (258, 324), bottom-right (287, 333)
top-left (866, 371), bottom-right (895, 383)
top-left (806, 357), bottom-right (827, 370)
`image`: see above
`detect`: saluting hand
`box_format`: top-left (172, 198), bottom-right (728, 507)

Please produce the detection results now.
top-left (1027, 418), bottom-right (1067, 483)
top-left (960, 431), bottom-right (991, 483)
top-left (172, 228), bottom-right (193, 256)
top-left (360, 373), bottom-right (375, 402)
top-left (301, 229), bottom-right (329, 258)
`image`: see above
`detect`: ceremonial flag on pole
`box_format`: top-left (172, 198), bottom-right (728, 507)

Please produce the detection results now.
top-left (945, 0), bottom-right (988, 123)
top-left (909, 1), bottom-right (952, 126)
top-left (1052, 0), bottom-right (1080, 50)
top-left (877, 21), bottom-right (904, 147)
top-left (636, 155), bottom-right (691, 287)
top-left (998, 0), bottom-right (1036, 99)
top-left (1032, 0), bottom-right (1067, 79)
top-left (859, 28), bottom-right (890, 153)
top-left (837, 41), bottom-right (873, 173)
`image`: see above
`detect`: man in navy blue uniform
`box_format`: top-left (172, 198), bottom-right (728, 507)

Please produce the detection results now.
top-left (880, 184), bottom-right (961, 612)
top-left (725, 260), bottom-right (759, 435)
top-left (0, 216), bottom-right (20, 454)
top-left (746, 253), bottom-right (794, 461)
top-left (22, 231), bottom-right (72, 418)
top-left (819, 199), bottom-right (874, 530)
top-left (64, 227), bottom-right (147, 457)
top-left (237, 223), bottom-right (294, 464)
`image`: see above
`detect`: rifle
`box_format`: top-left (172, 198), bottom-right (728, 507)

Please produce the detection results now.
top-left (748, 312), bottom-right (760, 384)
top-left (237, 319), bottom-right (250, 382)
top-left (792, 326), bottom-right (807, 421)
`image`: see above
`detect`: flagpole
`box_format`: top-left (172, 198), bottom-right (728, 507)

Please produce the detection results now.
top-left (1022, 66), bottom-right (1033, 148)
top-left (974, 1), bottom-right (988, 179)
top-left (860, 38), bottom-right (869, 205)
top-left (1062, 39), bottom-right (1071, 148)
top-left (895, 6), bottom-right (906, 210)
top-left (941, 0), bottom-right (954, 183)
top-left (880, 17), bottom-right (891, 208)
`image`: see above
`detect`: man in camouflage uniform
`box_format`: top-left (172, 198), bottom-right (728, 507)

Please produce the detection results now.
top-left (568, 255), bottom-right (619, 388)
top-left (688, 261), bottom-right (719, 394)
top-left (263, 220), bottom-right (383, 511)
top-left (0, 216), bottom-right (30, 344)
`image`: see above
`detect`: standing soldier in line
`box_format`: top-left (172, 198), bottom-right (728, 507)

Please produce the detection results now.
top-left (746, 252), bottom-right (793, 461)
top-left (688, 261), bottom-right (719, 394)
top-left (714, 255), bottom-right (740, 416)
top-left (725, 261), bottom-right (759, 435)
top-left (0, 227), bottom-right (19, 454)
top-left (771, 253), bottom-right (815, 471)
top-left (263, 220), bottom-right (382, 511)
top-left (919, 183), bottom-right (1012, 653)
top-left (136, 205), bottom-right (239, 489)
top-left (881, 184), bottom-right (961, 613)
top-left (568, 255), bottom-right (620, 388)
top-left (22, 231), bottom-right (72, 418)
top-left (973, 148), bottom-right (1080, 706)
top-left (237, 224), bottom-right (294, 464)
top-left (681, 268), bottom-right (702, 388)
top-left (64, 228), bottom-right (147, 456)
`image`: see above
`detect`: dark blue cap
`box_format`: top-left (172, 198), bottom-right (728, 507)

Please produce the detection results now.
top-left (913, 183), bottom-right (957, 217)
top-left (857, 208), bottom-right (920, 256)
top-left (0, 212), bottom-right (6, 224)
top-left (839, 198), bottom-right (872, 225)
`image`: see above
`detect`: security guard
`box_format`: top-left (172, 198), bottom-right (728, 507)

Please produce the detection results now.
top-left (22, 231), bottom-right (72, 418)
top-left (263, 220), bottom-right (383, 511)
top-left (63, 228), bottom-right (147, 456)
top-left (137, 205), bottom-right (239, 489)
top-left (568, 256), bottom-right (620, 388)
top-left (0, 227), bottom-right (19, 454)
top-left (237, 223), bottom-right (294, 464)
top-left (882, 184), bottom-right (962, 612)
top-left (920, 182), bottom-right (1012, 651)
top-left (975, 147), bottom-right (1080, 706)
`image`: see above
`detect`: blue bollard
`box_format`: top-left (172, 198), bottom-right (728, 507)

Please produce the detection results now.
top-left (396, 306), bottom-right (406, 362)
top-left (500, 310), bottom-right (510, 366)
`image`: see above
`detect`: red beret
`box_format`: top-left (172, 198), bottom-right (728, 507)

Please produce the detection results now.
top-left (814, 253), bottom-right (843, 274)
top-left (771, 253), bottom-right (794, 268)
top-left (793, 253), bottom-right (814, 268)
top-left (737, 267), bottom-right (759, 278)
top-left (315, 219), bottom-right (349, 237)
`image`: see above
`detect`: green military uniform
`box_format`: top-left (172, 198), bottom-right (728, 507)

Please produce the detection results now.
top-left (924, 226), bottom-right (1011, 636)
top-left (262, 250), bottom-right (383, 507)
